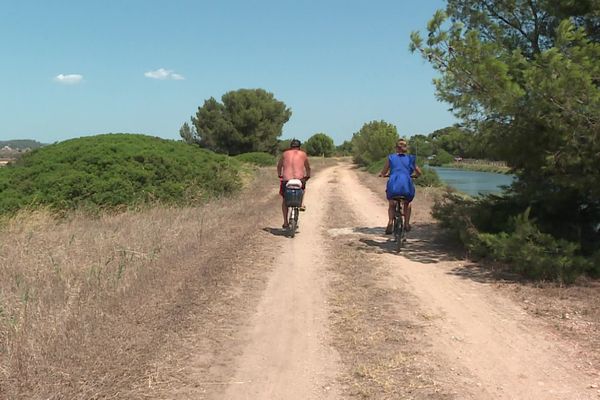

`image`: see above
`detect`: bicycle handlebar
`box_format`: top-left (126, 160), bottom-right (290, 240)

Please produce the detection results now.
top-left (379, 174), bottom-right (419, 178)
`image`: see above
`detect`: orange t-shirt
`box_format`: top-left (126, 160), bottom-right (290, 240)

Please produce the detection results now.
top-left (280, 149), bottom-right (308, 181)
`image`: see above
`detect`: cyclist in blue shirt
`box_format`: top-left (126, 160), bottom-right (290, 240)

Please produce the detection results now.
top-left (378, 139), bottom-right (422, 234)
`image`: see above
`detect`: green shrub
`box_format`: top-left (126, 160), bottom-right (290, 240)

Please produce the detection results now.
top-left (351, 121), bottom-right (398, 166)
top-left (234, 152), bottom-right (276, 166)
top-left (366, 158), bottom-right (387, 175)
top-left (432, 190), bottom-right (479, 245)
top-left (416, 166), bottom-right (442, 187)
top-left (432, 192), bottom-right (597, 283)
top-left (335, 140), bottom-right (353, 156)
top-left (0, 133), bottom-right (243, 214)
top-left (428, 148), bottom-right (454, 166)
top-left (472, 210), bottom-right (592, 283)
top-left (305, 133), bottom-right (335, 157)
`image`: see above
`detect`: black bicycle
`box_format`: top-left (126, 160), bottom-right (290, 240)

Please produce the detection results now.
top-left (381, 174), bottom-right (415, 252)
top-left (391, 196), bottom-right (407, 252)
top-left (283, 177), bottom-right (308, 238)
top-left (287, 202), bottom-right (300, 237)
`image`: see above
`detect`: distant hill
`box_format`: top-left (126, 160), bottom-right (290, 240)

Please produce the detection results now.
top-left (0, 139), bottom-right (44, 150)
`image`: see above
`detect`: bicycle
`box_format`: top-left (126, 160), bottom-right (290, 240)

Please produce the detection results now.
top-left (391, 196), bottom-right (407, 252)
top-left (283, 177), bottom-right (308, 238)
top-left (380, 173), bottom-right (416, 252)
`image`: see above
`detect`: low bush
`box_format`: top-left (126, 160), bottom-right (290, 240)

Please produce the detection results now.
top-left (432, 191), bottom-right (598, 283)
top-left (0, 133), bottom-right (243, 214)
top-left (234, 152), bottom-right (276, 166)
top-left (416, 166), bottom-right (442, 187)
top-left (428, 148), bottom-right (454, 166)
top-left (366, 158), bottom-right (386, 175)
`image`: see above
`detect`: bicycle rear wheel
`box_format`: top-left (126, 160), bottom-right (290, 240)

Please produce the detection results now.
top-left (394, 202), bottom-right (404, 252)
top-left (288, 208), bottom-right (298, 237)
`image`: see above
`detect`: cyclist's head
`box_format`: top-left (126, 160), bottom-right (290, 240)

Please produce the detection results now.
top-left (396, 139), bottom-right (408, 152)
top-left (290, 138), bottom-right (301, 148)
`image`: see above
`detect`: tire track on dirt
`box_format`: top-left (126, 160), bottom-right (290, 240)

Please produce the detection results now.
top-left (336, 164), bottom-right (595, 399)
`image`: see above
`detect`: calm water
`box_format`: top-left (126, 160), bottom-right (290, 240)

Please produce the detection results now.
top-left (430, 166), bottom-right (514, 197)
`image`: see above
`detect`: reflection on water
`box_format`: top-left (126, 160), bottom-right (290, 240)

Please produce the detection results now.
top-left (429, 167), bottom-right (514, 197)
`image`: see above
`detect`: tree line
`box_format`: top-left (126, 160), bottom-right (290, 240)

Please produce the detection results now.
top-left (177, 87), bottom-right (502, 165)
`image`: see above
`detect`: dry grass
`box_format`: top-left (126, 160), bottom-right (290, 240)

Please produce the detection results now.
top-left (0, 166), bottom-right (285, 399)
top-left (0, 158), bottom-right (338, 399)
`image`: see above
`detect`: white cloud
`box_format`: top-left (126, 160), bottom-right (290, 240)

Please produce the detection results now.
top-left (144, 68), bottom-right (185, 80)
top-left (54, 74), bottom-right (83, 84)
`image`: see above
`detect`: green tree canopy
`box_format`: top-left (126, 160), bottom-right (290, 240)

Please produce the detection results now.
top-left (351, 121), bottom-right (399, 166)
top-left (304, 133), bottom-right (335, 157)
top-left (277, 138), bottom-right (292, 153)
top-left (408, 134), bottom-right (435, 158)
top-left (411, 0), bottom-right (600, 252)
top-left (335, 140), bottom-right (353, 156)
top-left (179, 122), bottom-right (197, 145)
top-left (186, 89), bottom-right (292, 155)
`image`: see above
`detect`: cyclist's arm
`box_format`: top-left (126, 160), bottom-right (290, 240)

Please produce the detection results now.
top-left (378, 158), bottom-right (390, 177)
top-left (304, 157), bottom-right (311, 179)
top-left (277, 157), bottom-right (284, 178)
top-left (414, 165), bottom-right (423, 178)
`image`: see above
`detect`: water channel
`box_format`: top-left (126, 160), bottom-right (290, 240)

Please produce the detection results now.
top-left (429, 166), bottom-right (514, 197)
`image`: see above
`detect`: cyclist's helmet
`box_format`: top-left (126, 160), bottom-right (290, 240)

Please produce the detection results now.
top-left (290, 138), bottom-right (301, 148)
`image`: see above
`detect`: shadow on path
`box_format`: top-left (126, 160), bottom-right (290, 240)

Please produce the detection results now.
top-left (351, 223), bottom-right (525, 284)
top-left (353, 228), bottom-right (524, 285)
top-left (447, 262), bottom-right (525, 284)
top-left (262, 227), bottom-right (291, 238)
top-left (352, 223), bottom-right (464, 264)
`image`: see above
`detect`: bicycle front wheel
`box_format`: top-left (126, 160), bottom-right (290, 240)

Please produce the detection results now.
top-left (394, 218), bottom-right (404, 252)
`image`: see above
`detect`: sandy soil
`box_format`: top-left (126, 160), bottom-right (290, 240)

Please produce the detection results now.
top-left (142, 161), bottom-right (599, 399)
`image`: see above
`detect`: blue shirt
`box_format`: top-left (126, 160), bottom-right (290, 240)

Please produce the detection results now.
top-left (386, 153), bottom-right (416, 201)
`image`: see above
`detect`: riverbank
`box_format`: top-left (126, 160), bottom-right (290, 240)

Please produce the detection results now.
top-left (436, 161), bottom-right (511, 174)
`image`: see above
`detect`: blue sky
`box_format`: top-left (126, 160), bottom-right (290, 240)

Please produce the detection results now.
top-left (1, 0), bottom-right (455, 145)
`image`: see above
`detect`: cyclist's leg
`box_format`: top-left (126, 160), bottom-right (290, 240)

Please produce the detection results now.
top-left (282, 199), bottom-right (289, 228)
top-left (385, 199), bottom-right (395, 234)
top-left (299, 181), bottom-right (307, 211)
top-left (280, 181), bottom-right (289, 228)
top-left (403, 199), bottom-right (412, 231)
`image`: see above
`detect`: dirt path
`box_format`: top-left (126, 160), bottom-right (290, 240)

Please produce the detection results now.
top-left (146, 161), bottom-right (597, 399)
top-left (221, 167), bottom-right (341, 399)
top-left (332, 164), bottom-right (596, 399)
